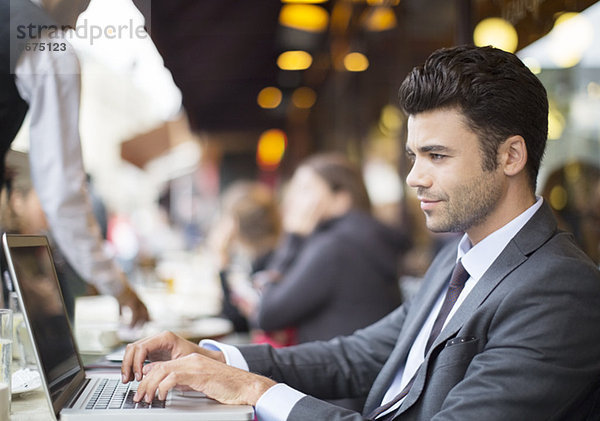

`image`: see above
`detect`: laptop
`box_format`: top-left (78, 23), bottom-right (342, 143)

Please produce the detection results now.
top-left (2, 233), bottom-right (254, 421)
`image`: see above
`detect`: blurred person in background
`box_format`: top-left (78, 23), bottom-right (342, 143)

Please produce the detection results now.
top-left (253, 153), bottom-right (410, 344)
top-left (541, 161), bottom-right (600, 265)
top-left (207, 180), bottom-right (287, 343)
top-left (0, 0), bottom-right (148, 323)
top-left (1, 150), bottom-right (91, 321)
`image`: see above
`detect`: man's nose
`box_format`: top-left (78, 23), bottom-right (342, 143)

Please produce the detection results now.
top-left (406, 159), bottom-right (432, 189)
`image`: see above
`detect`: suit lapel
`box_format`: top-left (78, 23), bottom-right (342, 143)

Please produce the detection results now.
top-left (429, 242), bottom-right (527, 356)
top-left (394, 202), bottom-right (558, 415)
top-left (363, 246), bottom-right (457, 414)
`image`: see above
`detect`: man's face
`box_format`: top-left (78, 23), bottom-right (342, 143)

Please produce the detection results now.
top-left (405, 108), bottom-right (505, 241)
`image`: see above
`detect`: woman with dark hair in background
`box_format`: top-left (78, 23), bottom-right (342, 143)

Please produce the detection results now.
top-left (254, 153), bottom-right (409, 344)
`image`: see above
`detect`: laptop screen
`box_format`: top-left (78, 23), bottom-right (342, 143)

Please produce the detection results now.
top-left (3, 235), bottom-right (84, 405)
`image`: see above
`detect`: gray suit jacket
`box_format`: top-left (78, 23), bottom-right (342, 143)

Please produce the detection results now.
top-left (239, 202), bottom-right (600, 420)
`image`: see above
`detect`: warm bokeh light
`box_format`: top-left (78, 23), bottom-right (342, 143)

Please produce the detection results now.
top-left (548, 105), bottom-right (565, 140)
top-left (279, 4), bottom-right (329, 32)
top-left (549, 185), bottom-right (568, 211)
top-left (257, 129), bottom-right (287, 170)
top-left (291, 87), bottom-right (317, 109)
top-left (281, 0), bottom-right (328, 3)
top-left (473, 17), bottom-right (518, 53)
top-left (588, 82), bottom-right (600, 99)
top-left (366, 0), bottom-right (400, 5)
top-left (344, 52), bottom-right (369, 72)
top-left (549, 12), bottom-right (594, 68)
top-left (564, 161), bottom-right (582, 184)
top-left (379, 104), bottom-right (403, 133)
top-left (277, 50), bottom-right (313, 70)
top-left (363, 7), bottom-right (397, 31)
top-left (257, 87), bottom-right (283, 109)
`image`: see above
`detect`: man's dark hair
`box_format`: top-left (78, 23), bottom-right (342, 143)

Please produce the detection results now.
top-left (398, 45), bottom-right (548, 191)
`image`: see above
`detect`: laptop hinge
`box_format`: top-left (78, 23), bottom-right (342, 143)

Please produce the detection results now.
top-left (65, 378), bottom-right (91, 409)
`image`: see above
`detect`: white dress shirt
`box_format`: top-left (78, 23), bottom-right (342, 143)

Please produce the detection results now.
top-left (376, 197), bottom-right (543, 417)
top-left (13, 28), bottom-right (125, 295)
top-left (204, 197), bottom-right (544, 421)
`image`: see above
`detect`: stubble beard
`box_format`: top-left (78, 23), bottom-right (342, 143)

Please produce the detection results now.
top-left (422, 172), bottom-right (503, 234)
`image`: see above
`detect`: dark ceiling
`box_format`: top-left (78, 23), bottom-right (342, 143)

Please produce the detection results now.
top-left (141, 1), bottom-right (456, 131)
top-left (138, 0), bottom-right (597, 161)
top-left (146, 1), bottom-right (283, 132)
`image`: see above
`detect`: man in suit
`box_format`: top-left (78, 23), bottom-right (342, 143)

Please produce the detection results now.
top-left (121, 45), bottom-right (600, 420)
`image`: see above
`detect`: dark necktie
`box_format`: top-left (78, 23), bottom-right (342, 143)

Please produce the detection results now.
top-left (366, 260), bottom-right (470, 421)
top-left (424, 260), bottom-right (469, 355)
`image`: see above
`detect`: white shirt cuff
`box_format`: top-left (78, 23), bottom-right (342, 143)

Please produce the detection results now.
top-left (255, 383), bottom-right (306, 421)
top-left (200, 340), bottom-right (305, 420)
top-left (199, 339), bottom-right (250, 371)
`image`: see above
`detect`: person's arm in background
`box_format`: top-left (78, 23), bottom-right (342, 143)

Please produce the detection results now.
top-left (259, 232), bottom-right (305, 275)
top-left (254, 175), bottom-right (337, 332)
top-left (14, 32), bottom-right (148, 325)
top-left (256, 235), bottom-right (338, 332)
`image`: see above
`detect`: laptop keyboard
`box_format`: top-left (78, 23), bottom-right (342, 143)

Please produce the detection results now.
top-left (85, 378), bottom-right (166, 410)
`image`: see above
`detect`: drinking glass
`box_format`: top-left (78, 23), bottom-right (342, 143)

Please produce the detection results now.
top-left (0, 308), bottom-right (13, 421)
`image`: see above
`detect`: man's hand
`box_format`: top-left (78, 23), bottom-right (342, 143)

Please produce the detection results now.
top-left (121, 331), bottom-right (224, 383)
top-left (133, 353), bottom-right (276, 406)
top-left (117, 284), bottom-right (150, 327)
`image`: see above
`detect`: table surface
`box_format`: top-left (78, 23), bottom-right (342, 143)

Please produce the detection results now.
top-left (10, 353), bottom-right (111, 421)
top-left (11, 387), bottom-right (53, 421)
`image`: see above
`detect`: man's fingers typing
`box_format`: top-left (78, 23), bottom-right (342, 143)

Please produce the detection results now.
top-left (121, 343), bottom-right (135, 383)
top-left (134, 361), bottom-right (170, 403)
top-left (121, 341), bottom-right (150, 383)
top-left (157, 372), bottom-right (178, 401)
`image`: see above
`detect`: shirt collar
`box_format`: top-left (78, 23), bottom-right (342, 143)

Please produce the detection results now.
top-left (457, 197), bottom-right (544, 281)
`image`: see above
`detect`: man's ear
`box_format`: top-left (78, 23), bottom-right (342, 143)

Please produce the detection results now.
top-left (501, 135), bottom-right (528, 177)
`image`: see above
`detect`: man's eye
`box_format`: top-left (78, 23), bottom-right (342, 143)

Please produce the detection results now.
top-left (430, 153), bottom-right (446, 161)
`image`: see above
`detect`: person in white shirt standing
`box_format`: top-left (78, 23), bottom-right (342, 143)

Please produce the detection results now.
top-left (120, 45), bottom-right (600, 420)
top-left (0, 0), bottom-right (148, 325)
